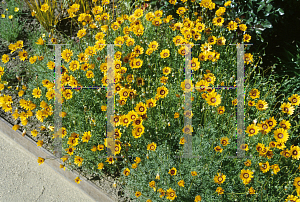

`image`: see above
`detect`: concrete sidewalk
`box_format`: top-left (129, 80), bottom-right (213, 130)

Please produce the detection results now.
top-left (0, 117), bottom-right (115, 202)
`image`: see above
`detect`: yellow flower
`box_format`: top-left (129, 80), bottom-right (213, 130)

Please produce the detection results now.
top-left (160, 49), bottom-right (170, 58)
top-left (63, 89), bottom-right (73, 100)
top-left (2, 54), bottom-right (9, 63)
top-left (279, 119), bottom-right (291, 130)
top-left (178, 180), bottom-right (184, 187)
top-left (201, 42), bottom-right (212, 52)
top-left (37, 140), bottom-right (43, 147)
top-left (77, 28), bottom-right (86, 38)
top-left (82, 131), bottom-right (92, 143)
top-left (1, 14), bottom-right (5, 18)
top-left (249, 88), bottom-right (260, 99)
top-left (259, 161), bottom-right (270, 173)
top-left (37, 157), bottom-right (45, 165)
top-left (168, 167), bottom-right (177, 176)
top-left (224, 1), bottom-right (231, 7)
top-left (214, 146), bottom-right (223, 152)
top-left (290, 145), bottom-right (300, 160)
top-left (216, 187), bottom-right (224, 195)
top-left (200, 0), bottom-right (213, 8)
top-left (18, 49), bottom-right (28, 61)
top-left (280, 102), bottom-right (295, 115)
top-left (191, 171), bottom-right (197, 176)
top-left (74, 156), bottom-right (83, 167)
top-left (220, 137), bottom-right (229, 146)
top-left (240, 144), bottom-right (249, 151)
top-left (60, 155), bottom-right (68, 163)
top-left (256, 100), bottom-right (268, 111)
top-left (157, 86), bottom-right (169, 99)
top-left (36, 37), bottom-right (45, 45)
top-left (216, 36), bottom-right (226, 45)
top-left (271, 164), bottom-right (280, 175)
top-left (180, 80), bottom-right (194, 92)
top-left (123, 168), bottom-right (130, 176)
top-left (294, 177), bottom-right (300, 189)
top-left (244, 53), bottom-right (253, 64)
top-left (97, 163), bottom-right (104, 169)
top-left (29, 56), bottom-right (37, 64)
top-left (244, 159), bottom-right (251, 167)
top-left (169, 0), bottom-right (177, 5)
top-left (41, 3), bottom-right (50, 12)
top-left (248, 187), bottom-right (255, 194)
top-left (239, 169), bottom-right (254, 185)
top-left (9, 15), bottom-right (13, 19)
top-left (59, 164), bottom-right (66, 171)
top-left (85, 46), bottom-right (96, 56)
top-left (135, 191), bottom-right (142, 198)
top-left (31, 129), bottom-right (38, 137)
top-left (239, 24), bottom-right (247, 31)
top-left (12, 124), bottom-right (20, 131)
top-left (61, 49), bottom-right (73, 62)
top-left (147, 142), bottom-right (157, 151)
top-left (32, 87), bottom-right (42, 99)
top-left (134, 102), bottom-right (147, 116)
top-left (245, 123), bottom-right (260, 137)
top-left (288, 94), bottom-right (300, 106)
top-left (176, 7), bottom-right (187, 16)
top-left (86, 70), bottom-right (94, 78)
top-left (15, 7), bottom-right (19, 12)
top-left (206, 91), bottom-right (221, 106)
top-left (244, 34), bottom-right (251, 42)
top-left (214, 173), bottom-right (226, 184)
top-left (74, 177), bottom-right (81, 184)
top-left (194, 195), bottom-right (202, 202)
top-left (217, 106), bottom-right (225, 115)
top-left (227, 21), bottom-right (238, 31)
top-left (166, 188), bottom-right (177, 200)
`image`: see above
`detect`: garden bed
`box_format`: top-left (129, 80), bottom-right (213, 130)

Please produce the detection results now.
top-left (1, 0), bottom-right (300, 201)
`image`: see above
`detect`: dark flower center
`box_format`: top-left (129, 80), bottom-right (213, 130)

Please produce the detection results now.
top-left (139, 106), bottom-right (145, 112)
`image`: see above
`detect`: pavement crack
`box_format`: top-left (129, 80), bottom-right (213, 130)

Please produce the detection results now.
top-left (35, 186), bottom-right (45, 202)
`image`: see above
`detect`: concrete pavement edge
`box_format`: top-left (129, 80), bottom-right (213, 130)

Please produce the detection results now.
top-left (0, 116), bottom-right (116, 202)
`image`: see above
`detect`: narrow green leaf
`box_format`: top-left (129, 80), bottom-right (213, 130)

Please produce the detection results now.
top-left (266, 4), bottom-right (273, 12)
top-left (277, 8), bottom-right (284, 15)
top-left (257, 4), bottom-right (264, 12)
top-left (262, 20), bottom-right (272, 28)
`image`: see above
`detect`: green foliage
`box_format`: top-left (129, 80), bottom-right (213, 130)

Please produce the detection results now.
top-left (1, 1), bottom-right (300, 201)
top-left (0, 0), bottom-right (24, 43)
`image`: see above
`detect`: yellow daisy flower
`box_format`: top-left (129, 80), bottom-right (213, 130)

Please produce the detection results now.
top-left (243, 34), bottom-right (251, 42)
top-left (274, 128), bottom-right (289, 143)
top-left (239, 169), bottom-right (254, 185)
top-left (280, 102), bottom-right (295, 115)
top-left (288, 94), bottom-right (300, 106)
top-left (227, 21), bottom-right (237, 31)
top-left (256, 100), bottom-right (268, 111)
top-left (214, 173), bottom-right (226, 184)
